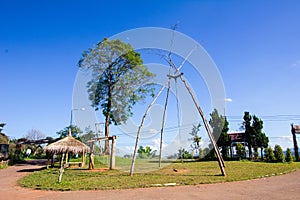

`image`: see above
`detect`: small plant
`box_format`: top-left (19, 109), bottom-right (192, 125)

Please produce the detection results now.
top-left (274, 144), bottom-right (285, 163)
top-left (285, 148), bottom-right (293, 163)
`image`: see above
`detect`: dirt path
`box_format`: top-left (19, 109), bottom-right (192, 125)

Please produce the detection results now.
top-left (1, 160), bottom-right (300, 200)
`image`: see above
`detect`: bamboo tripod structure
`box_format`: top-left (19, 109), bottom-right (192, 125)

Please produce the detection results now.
top-left (129, 62), bottom-right (226, 177)
top-left (130, 26), bottom-right (226, 176)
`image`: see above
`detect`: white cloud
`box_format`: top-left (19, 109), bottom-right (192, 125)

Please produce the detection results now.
top-left (268, 136), bottom-right (294, 149)
top-left (225, 98), bottom-right (233, 102)
top-left (124, 146), bottom-right (135, 152)
top-left (150, 138), bottom-right (167, 151)
top-left (149, 128), bottom-right (158, 134)
top-left (290, 60), bottom-right (300, 69)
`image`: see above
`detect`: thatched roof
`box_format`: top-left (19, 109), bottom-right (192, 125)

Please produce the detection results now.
top-left (44, 136), bottom-right (90, 154)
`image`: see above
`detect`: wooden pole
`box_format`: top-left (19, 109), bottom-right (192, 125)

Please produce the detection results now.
top-left (179, 75), bottom-right (226, 176)
top-left (291, 124), bottom-right (299, 161)
top-left (130, 84), bottom-right (167, 176)
top-left (89, 142), bottom-right (95, 170)
top-left (58, 153), bottom-right (65, 183)
top-left (65, 152), bottom-right (68, 165)
top-left (159, 79), bottom-right (171, 168)
top-left (110, 136), bottom-right (116, 170)
top-left (82, 149), bottom-right (85, 167)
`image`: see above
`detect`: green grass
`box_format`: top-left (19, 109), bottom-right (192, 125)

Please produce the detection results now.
top-left (19, 159), bottom-right (300, 191)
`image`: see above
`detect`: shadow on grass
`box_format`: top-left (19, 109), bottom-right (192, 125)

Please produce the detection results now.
top-left (17, 166), bottom-right (47, 173)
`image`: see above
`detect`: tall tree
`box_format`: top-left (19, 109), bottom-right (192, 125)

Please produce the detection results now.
top-left (209, 109), bottom-right (230, 159)
top-left (218, 118), bottom-right (231, 159)
top-left (242, 112), bottom-right (268, 160)
top-left (256, 132), bottom-right (269, 160)
top-left (242, 111), bottom-right (253, 159)
top-left (209, 109), bottom-right (224, 140)
top-left (189, 123), bottom-right (202, 158)
top-left (252, 115), bottom-right (263, 159)
top-left (79, 38), bottom-right (155, 154)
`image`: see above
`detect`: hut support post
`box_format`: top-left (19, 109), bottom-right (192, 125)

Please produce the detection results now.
top-left (110, 136), bottom-right (116, 170)
top-left (65, 153), bottom-right (68, 164)
top-left (58, 153), bottom-right (65, 183)
top-left (89, 142), bottom-right (95, 170)
top-left (82, 149), bottom-right (85, 167)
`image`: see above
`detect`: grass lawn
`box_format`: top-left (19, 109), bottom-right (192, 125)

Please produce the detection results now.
top-left (19, 158), bottom-right (300, 191)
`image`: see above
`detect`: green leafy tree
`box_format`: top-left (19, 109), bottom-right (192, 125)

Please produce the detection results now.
top-left (242, 111), bottom-right (253, 159)
top-left (274, 144), bottom-right (285, 162)
top-left (285, 148), bottom-right (293, 163)
top-left (209, 109), bottom-right (230, 159)
top-left (178, 148), bottom-right (192, 159)
top-left (242, 113), bottom-right (267, 160)
top-left (251, 115), bottom-right (266, 159)
top-left (256, 132), bottom-right (269, 160)
top-left (79, 38), bottom-right (155, 154)
top-left (8, 139), bottom-right (25, 164)
top-left (189, 123), bottom-right (201, 158)
top-left (79, 127), bottom-right (96, 145)
top-left (218, 118), bottom-right (230, 159)
top-left (137, 146), bottom-right (154, 159)
top-left (56, 125), bottom-right (82, 139)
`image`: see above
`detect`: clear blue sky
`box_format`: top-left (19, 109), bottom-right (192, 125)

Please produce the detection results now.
top-left (1, 0), bottom-right (300, 149)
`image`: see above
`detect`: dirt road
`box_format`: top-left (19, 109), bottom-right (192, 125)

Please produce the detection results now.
top-left (0, 160), bottom-right (299, 200)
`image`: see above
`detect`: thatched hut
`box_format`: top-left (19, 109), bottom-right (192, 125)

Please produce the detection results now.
top-left (45, 135), bottom-right (89, 154)
top-left (44, 135), bottom-right (90, 182)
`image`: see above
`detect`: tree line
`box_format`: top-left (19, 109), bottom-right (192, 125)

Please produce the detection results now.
top-left (188, 109), bottom-right (293, 163)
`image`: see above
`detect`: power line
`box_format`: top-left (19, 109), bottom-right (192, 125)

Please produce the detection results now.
top-left (226, 115), bottom-right (300, 122)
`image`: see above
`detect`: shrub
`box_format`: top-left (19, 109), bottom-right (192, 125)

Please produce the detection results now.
top-left (285, 148), bottom-right (293, 163)
top-left (8, 143), bottom-right (25, 164)
top-left (265, 147), bottom-right (275, 162)
top-left (236, 143), bottom-right (245, 160)
top-left (274, 144), bottom-right (285, 162)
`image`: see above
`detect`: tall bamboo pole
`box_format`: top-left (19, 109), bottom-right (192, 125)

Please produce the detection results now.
top-left (159, 79), bottom-right (171, 168)
top-left (179, 75), bottom-right (226, 176)
top-left (130, 84), bottom-right (167, 176)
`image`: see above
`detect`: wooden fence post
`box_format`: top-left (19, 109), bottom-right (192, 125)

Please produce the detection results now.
top-left (110, 136), bottom-right (116, 170)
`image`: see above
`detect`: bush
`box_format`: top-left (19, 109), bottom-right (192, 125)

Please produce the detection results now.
top-left (236, 143), bottom-right (245, 160)
top-left (285, 148), bottom-right (293, 163)
top-left (274, 144), bottom-right (285, 162)
top-left (178, 148), bottom-right (192, 159)
top-left (265, 147), bottom-right (275, 162)
top-left (8, 143), bottom-right (25, 164)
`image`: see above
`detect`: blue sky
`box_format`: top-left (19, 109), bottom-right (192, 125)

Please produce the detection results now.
top-left (1, 0), bottom-right (300, 150)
